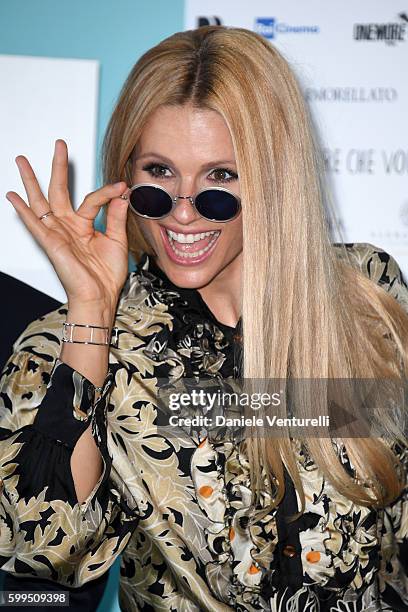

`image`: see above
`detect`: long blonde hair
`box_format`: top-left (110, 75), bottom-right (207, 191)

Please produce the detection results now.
top-left (103, 25), bottom-right (408, 512)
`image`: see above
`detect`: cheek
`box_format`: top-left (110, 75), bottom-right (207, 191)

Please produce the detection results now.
top-left (136, 219), bottom-right (160, 243)
top-left (132, 219), bottom-right (162, 254)
top-left (220, 218), bottom-right (243, 247)
top-left (211, 222), bottom-right (242, 262)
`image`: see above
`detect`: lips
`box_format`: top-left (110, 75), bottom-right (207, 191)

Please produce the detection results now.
top-left (160, 226), bottom-right (221, 265)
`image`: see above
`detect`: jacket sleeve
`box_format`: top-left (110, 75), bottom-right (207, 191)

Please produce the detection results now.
top-left (341, 241), bottom-right (408, 313)
top-left (377, 441), bottom-right (408, 611)
top-left (349, 244), bottom-right (408, 609)
top-left (0, 314), bottom-right (139, 587)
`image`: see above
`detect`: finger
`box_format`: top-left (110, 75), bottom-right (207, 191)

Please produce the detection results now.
top-left (15, 155), bottom-right (49, 216)
top-left (105, 196), bottom-right (129, 240)
top-left (76, 182), bottom-right (128, 221)
top-left (48, 139), bottom-right (71, 212)
top-left (6, 191), bottom-right (50, 246)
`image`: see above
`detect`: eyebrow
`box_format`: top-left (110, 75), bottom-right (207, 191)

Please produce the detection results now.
top-left (135, 152), bottom-right (237, 169)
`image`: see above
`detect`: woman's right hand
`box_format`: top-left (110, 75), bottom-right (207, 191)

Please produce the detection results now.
top-left (6, 139), bottom-right (129, 319)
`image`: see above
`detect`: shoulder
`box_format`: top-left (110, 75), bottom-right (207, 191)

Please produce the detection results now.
top-left (2, 302), bottom-right (67, 388)
top-left (332, 241), bottom-right (408, 313)
top-left (0, 305), bottom-right (67, 430)
top-left (11, 304), bottom-right (68, 360)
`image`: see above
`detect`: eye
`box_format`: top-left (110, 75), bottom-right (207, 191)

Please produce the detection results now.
top-left (142, 163), bottom-right (173, 179)
top-left (208, 167), bottom-right (239, 184)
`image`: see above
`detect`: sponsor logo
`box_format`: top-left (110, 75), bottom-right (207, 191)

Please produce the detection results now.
top-left (323, 148), bottom-right (408, 175)
top-left (255, 17), bottom-right (319, 39)
top-left (305, 87), bottom-right (398, 103)
top-left (353, 13), bottom-right (407, 44)
top-left (197, 16), bottom-right (222, 27)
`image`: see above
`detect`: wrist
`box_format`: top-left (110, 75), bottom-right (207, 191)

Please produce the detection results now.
top-left (67, 299), bottom-right (118, 329)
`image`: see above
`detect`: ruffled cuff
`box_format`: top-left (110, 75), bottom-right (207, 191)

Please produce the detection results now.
top-left (32, 359), bottom-right (113, 449)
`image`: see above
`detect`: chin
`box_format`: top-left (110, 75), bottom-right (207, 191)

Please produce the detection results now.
top-left (160, 256), bottom-right (222, 289)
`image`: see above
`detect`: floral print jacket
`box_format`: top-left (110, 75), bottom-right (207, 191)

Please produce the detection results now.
top-left (0, 242), bottom-right (407, 612)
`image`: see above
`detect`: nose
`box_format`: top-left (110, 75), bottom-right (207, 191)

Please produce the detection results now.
top-left (170, 179), bottom-right (201, 225)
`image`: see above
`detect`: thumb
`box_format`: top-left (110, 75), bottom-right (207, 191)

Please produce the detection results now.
top-left (105, 196), bottom-right (129, 240)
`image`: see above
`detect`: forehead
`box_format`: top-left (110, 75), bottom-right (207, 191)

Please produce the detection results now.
top-left (135, 104), bottom-right (236, 163)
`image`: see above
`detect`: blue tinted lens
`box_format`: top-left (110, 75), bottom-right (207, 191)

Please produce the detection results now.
top-left (129, 186), bottom-right (173, 218)
top-left (195, 190), bottom-right (240, 221)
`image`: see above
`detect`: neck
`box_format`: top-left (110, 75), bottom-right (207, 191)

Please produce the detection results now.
top-left (198, 252), bottom-right (242, 328)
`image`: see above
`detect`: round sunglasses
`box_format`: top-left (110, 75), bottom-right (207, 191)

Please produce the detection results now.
top-left (126, 183), bottom-right (241, 223)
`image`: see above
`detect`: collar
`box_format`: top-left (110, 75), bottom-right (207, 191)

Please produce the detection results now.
top-left (138, 253), bottom-right (242, 336)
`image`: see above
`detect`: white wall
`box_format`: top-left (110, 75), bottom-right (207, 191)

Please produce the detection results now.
top-left (0, 55), bottom-right (99, 301)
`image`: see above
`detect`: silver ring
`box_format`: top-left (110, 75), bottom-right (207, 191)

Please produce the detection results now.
top-left (39, 211), bottom-right (54, 221)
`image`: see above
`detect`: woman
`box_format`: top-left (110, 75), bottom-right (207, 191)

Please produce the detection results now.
top-left (1, 25), bottom-right (407, 611)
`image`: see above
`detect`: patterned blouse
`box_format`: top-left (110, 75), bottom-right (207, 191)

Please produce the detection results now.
top-left (0, 242), bottom-right (407, 612)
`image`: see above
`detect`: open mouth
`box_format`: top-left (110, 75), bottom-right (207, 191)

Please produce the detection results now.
top-left (160, 227), bottom-right (221, 263)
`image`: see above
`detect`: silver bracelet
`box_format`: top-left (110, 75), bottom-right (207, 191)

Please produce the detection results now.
top-left (62, 322), bottom-right (119, 347)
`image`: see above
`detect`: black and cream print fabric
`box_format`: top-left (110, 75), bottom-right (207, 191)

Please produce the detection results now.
top-left (0, 243), bottom-right (407, 611)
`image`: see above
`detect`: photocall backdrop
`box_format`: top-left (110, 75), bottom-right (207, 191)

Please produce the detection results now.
top-left (0, 1), bottom-right (406, 610)
top-left (1, 1), bottom-right (407, 298)
top-left (186, 0), bottom-right (408, 277)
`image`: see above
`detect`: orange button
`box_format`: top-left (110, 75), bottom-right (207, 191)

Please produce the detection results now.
top-left (306, 550), bottom-right (321, 563)
top-left (248, 563), bottom-right (260, 574)
top-left (229, 527), bottom-right (235, 541)
top-left (283, 544), bottom-right (297, 558)
top-left (199, 485), bottom-right (213, 498)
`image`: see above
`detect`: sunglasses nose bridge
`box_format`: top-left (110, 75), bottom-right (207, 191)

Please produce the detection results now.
top-left (173, 194), bottom-right (197, 215)
top-left (170, 194), bottom-right (201, 224)
top-left (174, 194), bottom-right (194, 204)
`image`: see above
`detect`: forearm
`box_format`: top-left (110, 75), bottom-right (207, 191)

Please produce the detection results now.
top-left (61, 301), bottom-right (116, 503)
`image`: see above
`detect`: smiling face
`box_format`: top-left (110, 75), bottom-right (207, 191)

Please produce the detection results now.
top-left (130, 104), bottom-right (243, 290)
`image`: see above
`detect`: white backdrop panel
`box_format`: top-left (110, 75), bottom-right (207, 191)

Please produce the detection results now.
top-left (0, 55), bottom-right (99, 301)
top-left (185, 1), bottom-right (408, 276)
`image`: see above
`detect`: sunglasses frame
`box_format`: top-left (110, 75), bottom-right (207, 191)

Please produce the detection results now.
top-left (127, 182), bottom-right (241, 223)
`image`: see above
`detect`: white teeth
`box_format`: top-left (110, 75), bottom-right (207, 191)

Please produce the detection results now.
top-left (166, 229), bottom-right (216, 244)
top-left (165, 229), bottom-right (220, 258)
